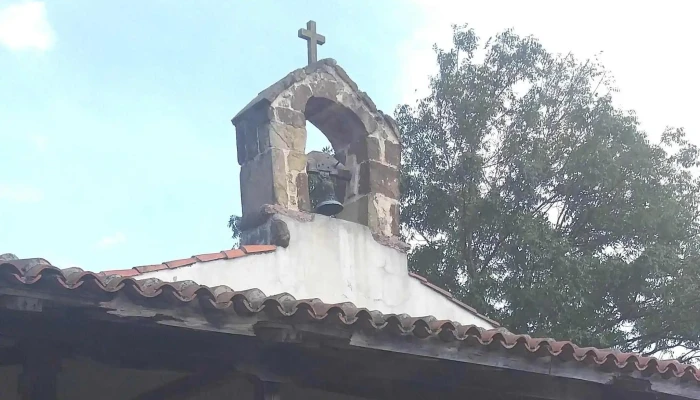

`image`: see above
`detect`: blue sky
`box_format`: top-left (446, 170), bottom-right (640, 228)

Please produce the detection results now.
top-left (0, 1), bottom-right (420, 269)
top-left (1, 0), bottom-right (697, 271)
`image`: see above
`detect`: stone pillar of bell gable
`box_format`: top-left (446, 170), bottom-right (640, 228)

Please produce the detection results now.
top-left (235, 104), bottom-right (312, 217)
top-left (336, 129), bottom-right (401, 238)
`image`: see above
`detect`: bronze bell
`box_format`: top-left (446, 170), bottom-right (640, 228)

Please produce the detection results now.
top-left (307, 151), bottom-right (352, 217)
top-left (314, 172), bottom-right (343, 216)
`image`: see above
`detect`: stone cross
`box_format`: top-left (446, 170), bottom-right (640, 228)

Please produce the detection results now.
top-left (298, 20), bottom-right (325, 65)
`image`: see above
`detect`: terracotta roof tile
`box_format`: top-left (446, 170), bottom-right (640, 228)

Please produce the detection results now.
top-left (222, 249), bottom-right (246, 259)
top-left (101, 246), bottom-right (277, 277)
top-left (101, 268), bottom-right (140, 277)
top-left (133, 264), bottom-right (168, 274)
top-left (163, 257), bottom-right (196, 269)
top-left (1, 258), bottom-right (697, 385)
top-left (241, 245), bottom-right (277, 254)
top-left (194, 252), bottom-right (227, 262)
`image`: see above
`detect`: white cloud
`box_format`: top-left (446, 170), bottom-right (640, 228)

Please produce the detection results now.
top-left (97, 232), bottom-right (126, 249)
top-left (0, 184), bottom-right (43, 202)
top-left (0, 1), bottom-right (55, 51)
top-left (398, 0), bottom-right (699, 144)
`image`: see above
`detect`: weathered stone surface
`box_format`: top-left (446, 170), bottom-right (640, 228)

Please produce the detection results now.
top-left (240, 152), bottom-right (274, 216)
top-left (368, 137), bottom-right (382, 162)
top-left (310, 79), bottom-right (341, 101)
top-left (264, 122), bottom-right (306, 152)
top-left (304, 58), bottom-right (337, 74)
top-left (239, 121), bottom-right (261, 163)
top-left (358, 161), bottom-right (399, 199)
top-left (347, 137), bottom-right (368, 163)
top-left (240, 222), bottom-right (273, 246)
top-left (337, 196), bottom-right (369, 226)
top-left (347, 136), bottom-right (382, 164)
top-left (333, 63), bottom-right (359, 91)
top-left (367, 195), bottom-right (382, 237)
top-left (370, 193), bottom-right (397, 238)
top-left (390, 202), bottom-right (400, 236)
top-left (287, 151), bottom-right (307, 172)
top-left (234, 60), bottom-right (403, 238)
top-left (271, 218), bottom-right (291, 248)
top-left (360, 91), bottom-right (377, 112)
top-left (240, 204), bottom-right (316, 232)
top-left (380, 111), bottom-right (402, 142)
top-left (296, 173), bottom-right (311, 212)
top-left (235, 121), bottom-right (248, 165)
top-left (270, 148), bottom-right (290, 207)
top-left (352, 105), bottom-right (378, 135)
top-left (290, 84), bottom-right (312, 112)
top-left (275, 108), bottom-right (306, 128)
top-left (384, 140), bottom-right (401, 167)
top-left (371, 233), bottom-right (410, 252)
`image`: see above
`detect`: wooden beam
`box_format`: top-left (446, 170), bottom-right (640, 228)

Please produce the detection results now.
top-left (130, 370), bottom-right (240, 400)
top-left (253, 379), bottom-right (281, 400)
top-left (350, 333), bottom-right (700, 400)
top-left (17, 345), bottom-right (61, 400)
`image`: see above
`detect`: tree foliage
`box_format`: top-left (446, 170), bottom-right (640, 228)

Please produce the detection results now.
top-left (396, 25), bottom-right (700, 360)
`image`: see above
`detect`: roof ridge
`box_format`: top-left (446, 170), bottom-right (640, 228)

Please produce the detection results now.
top-left (407, 271), bottom-right (500, 327)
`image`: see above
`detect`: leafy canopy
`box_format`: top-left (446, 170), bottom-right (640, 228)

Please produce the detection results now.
top-left (396, 25), bottom-right (700, 360)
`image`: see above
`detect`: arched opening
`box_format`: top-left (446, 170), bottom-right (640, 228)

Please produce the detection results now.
top-left (302, 97), bottom-right (366, 214)
top-left (304, 97), bottom-right (367, 151)
top-left (306, 122), bottom-right (333, 154)
top-left (305, 122), bottom-right (337, 211)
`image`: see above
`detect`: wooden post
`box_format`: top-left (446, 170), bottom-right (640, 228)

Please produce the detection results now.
top-left (17, 346), bottom-right (61, 400)
top-left (254, 379), bottom-right (281, 400)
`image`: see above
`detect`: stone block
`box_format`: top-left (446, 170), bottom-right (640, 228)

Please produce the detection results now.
top-left (290, 84), bottom-right (312, 112)
top-left (287, 151), bottom-right (307, 172)
top-left (235, 121), bottom-right (248, 165)
top-left (337, 196), bottom-right (369, 227)
top-left (243, 123), bottom-right (260, 162)
top-left (351, 103), bottom-right (378, 135)
top-left (369, 193), bottom-right (396, 238)
top-left (338, 194), bottom-right (397, 238)
top-left (270, 148), bottom-right (290, 207)
top-left (347, 136), bottom-right (381, 164)
top-left (390, 202), bottom-right (400, 236)
top-left (296, 172), bottom-right (311, 212)
top-left (384, 140), bottom-right (401, 167)
top-left (240, 152), bottom-right (274, 216)
top-left (310, 79), bottom-right (341, 101)
top-left (262, 122), bottom-right (306, 152)
top-left (275, 107), bottom-right (306, 128)
top-left (358, 161), bottom-right (399, 200)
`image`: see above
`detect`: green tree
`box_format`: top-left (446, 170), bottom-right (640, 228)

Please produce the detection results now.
top-left (396, 25), bottom-right (700, 360)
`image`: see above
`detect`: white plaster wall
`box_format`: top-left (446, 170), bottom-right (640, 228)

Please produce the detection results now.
top-left (140, 215), bottom-right (496, 328)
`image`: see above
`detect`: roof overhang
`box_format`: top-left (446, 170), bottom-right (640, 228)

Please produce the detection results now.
top-left (1, 259), bottom-right (699, 399)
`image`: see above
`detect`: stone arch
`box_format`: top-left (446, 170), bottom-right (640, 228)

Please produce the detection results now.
top-left (232, 59), bottom-right (401, 238)
top-left (304, 96), bottom-right (366, 150)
